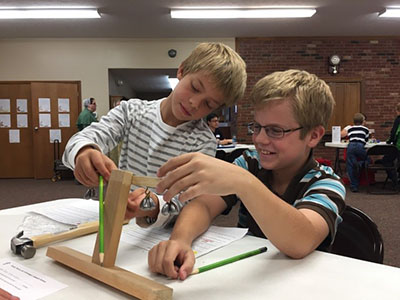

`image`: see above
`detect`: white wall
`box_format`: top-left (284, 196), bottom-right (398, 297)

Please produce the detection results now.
top-left (0, 38), bottom-right (235, 117)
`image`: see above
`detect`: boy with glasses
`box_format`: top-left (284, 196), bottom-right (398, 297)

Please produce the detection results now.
top-left (148, 69), bottom-right (346, 280)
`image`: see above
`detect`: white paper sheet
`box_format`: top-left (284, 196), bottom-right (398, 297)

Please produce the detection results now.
top-left (121, 224), bottom-right (248, 258)
top-left (30, 199), bottom-right (99, 226)
top-left (58, 98), bottom-right (70, 112)
top-left (0, 114), bottom-right (11, 128)
top-left (49, 129), bottom-right (61, 143)
top-left (29, 199), bottom-right (248, 258)
top-left (16, 99), bottom-right (28, 113)
top-left (0, 99), bottom-right (10, 112)
top-left (17, 114), bottom-right (28, 128)
top-left (39, 113), bottom-right (51, 127)
top-left (0, 259), bottom-right (67, 300)
top-left (9, 129), bottom-right (20, 143)
top-left (58, 113), bottom-right (70, 127)
top-left (332, 126), bottom-right (341, 143)
top-left (38, 98), bottom-right (51, 112)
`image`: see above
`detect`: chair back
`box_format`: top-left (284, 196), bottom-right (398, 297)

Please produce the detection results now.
top-left (329, 205), bottom-right (384, 264)
top-left (367, 144), bottom-right (399, 158)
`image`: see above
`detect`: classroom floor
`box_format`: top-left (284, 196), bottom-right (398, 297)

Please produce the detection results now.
top-left (1, 178), bottom-right (399, 268)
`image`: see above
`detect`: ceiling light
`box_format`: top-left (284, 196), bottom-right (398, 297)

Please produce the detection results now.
top-left (0, 8), bottom-right (100, 19)
top-left (171, 8), bottom-right (316, 19)
top-left (168, 77), bottom-right (179, 90)
top-left (379, 8), bottom-right (400, 18)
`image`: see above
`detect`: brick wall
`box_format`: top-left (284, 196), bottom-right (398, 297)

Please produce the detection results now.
top-left (235, 37), bottom-right (400, 162)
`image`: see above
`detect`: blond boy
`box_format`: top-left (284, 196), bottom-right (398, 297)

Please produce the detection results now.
top-left (150, 69), bottom-right (346, 280)
top-left (62, 42), bottom-right (247, 223)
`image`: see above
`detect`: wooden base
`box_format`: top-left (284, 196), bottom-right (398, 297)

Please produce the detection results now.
top-left (47, 246), bottom-right (172, 300)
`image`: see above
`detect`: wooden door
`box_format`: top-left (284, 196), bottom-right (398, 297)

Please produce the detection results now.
top-left (0, 83), bottom-right (34, 178)
top-left (327, 82), bottom-right (361, 130)
top-left (31, 82), bottom-right (80, 179)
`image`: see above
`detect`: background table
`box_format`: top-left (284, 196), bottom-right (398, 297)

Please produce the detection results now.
top-left (2, 199), bottom-right (400, 299)
top-left (324, 141), bottom-right (387, 175)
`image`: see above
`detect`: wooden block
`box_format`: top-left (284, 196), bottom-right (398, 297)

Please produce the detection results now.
top-left (131, 176), bottom-right (160, 188)
top-left (47, 246), bottom-right (172, 300)
top-left (92, 169), bottom-right (132, 267)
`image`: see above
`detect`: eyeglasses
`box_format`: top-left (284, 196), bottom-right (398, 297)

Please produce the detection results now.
top-left (248, 122), bottom-right (303, 139)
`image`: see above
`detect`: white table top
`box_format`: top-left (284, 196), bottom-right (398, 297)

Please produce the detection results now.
top-left (325, 141), bottom-right (388, 149)
top-left (2, 199), bottom-right (400, 300)
top-left (217, 143), bottom-right (255, 153)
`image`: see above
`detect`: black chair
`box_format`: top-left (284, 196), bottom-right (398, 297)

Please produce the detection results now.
top-left (329, 205), bottom-right (384, 264)
top-left (365, 145), bottom-right (399, 194)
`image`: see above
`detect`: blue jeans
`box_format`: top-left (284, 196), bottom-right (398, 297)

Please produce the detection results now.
top-left (346, 142), bottom-right (368, 190)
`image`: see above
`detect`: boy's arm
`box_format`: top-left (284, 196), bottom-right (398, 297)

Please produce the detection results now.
top-left (148, 194), bottom-right (226, 280)
top-left (63, 103), bottom-right (128, 185)
top-left (340, 125), bottom-right (351, 138)
top-left (156, 152), bottom-right (338, 259)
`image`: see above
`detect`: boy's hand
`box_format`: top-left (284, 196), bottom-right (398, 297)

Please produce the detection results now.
top-left (148, 239), bottom-right (195, 280)
top-left (156, 152), bottom-right (244, 202)
top-left (74, 146), bottom-right (117, 186)
top-left (125, 188), bottom-right (159, 220)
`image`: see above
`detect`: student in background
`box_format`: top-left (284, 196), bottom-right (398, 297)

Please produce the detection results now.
top-left (342, 113), bottom-right (370, 192)
top-left (383, 102), bottom-right (400, 184)
top-left (149, 69), bottom-right (345, 280)
top-left (63, 42), bottom-right (247, 226)
top-left (206, 113), bottom-right (233, 145)
top-left (386, 103), bottom-right (400, 147)
top-left (76, 97), bottom-right (98, 131)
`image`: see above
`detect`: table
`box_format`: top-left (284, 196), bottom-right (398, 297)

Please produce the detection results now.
top-left (324, 141), bottom-right (387, 175)
top-left (2, 199), bottom-right (400, 299)
top-left (216, 144), bottom-right (255, 162)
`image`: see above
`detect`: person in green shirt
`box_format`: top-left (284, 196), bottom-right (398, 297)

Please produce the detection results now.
top-left (76, 97), bottom-right (97, 131)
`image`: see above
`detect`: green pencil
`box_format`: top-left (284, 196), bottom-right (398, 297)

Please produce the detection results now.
top-left (99, 175), bottom-right (104, 265)
top-left (191, 246), bottom-right (267, 275)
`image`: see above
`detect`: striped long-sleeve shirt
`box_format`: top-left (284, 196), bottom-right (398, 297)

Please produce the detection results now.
top-left (63, 98), bottom-right (217, 178)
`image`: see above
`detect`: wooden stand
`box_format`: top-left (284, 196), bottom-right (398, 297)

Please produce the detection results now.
top-left (46, 170), bottom-right (173, 300)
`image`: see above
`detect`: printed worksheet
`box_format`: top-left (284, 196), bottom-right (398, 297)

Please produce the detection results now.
top-left (0, 259), bottom-right (67, 300)
top-left (121, 224), bottom-right (248, 258)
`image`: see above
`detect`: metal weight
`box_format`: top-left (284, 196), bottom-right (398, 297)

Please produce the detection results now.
top-left (139, 188), bottom-right (156, 211)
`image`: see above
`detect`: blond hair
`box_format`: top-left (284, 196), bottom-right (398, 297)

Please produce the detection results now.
top-left (180, 42), bottom-right (247, 107)
top-left (249, 69), bottom-right (335, 139)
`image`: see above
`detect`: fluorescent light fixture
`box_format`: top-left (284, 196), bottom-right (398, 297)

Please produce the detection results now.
top-left (171, 8), bottom-right (316, 19)
top-left (168, 77), bottom-right (179, 90)
top-left (0, 8), bottom-right (100, 19)
top-left (379, 8), bottom-right (400, 18)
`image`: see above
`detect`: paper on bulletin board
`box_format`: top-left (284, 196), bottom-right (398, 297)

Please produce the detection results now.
top-left (58, 98), bottom-right (70, 112)
top-left (38, 97), bottom-right (51, 112)
top-left (58, 113), bottom-right (70, 127)
top-left (16, 99), bottom-right (28, 112)
top-left (332, 126), bottom-right (341, 143)
top-left (0, 99), bottom-right (10, 112)
top-left (9, 129), bottom-right (20, 143)
top-left (0, 114), bottom-right (11, 128)
top-left (17, 114), bottom-right (28, 128)
top-left (49, 129), bottom-right (61, 143)
top-left (39, 113), bottom-right (51, 127)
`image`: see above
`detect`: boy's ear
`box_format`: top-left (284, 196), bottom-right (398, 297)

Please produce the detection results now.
top-left (308, 125), bottom-right (325, 148)
top-left (176, 64), bottom-right (184, 80)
